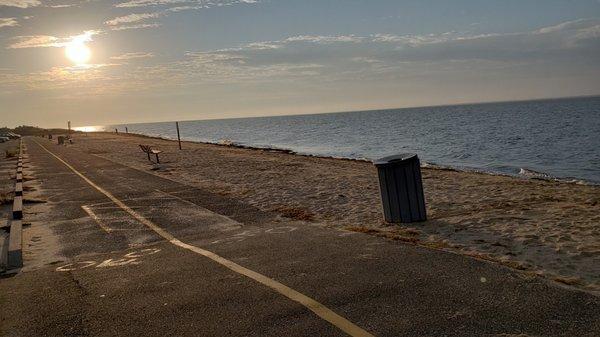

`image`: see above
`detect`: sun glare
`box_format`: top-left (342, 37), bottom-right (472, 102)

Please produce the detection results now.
top-left (65, 32), bottom-right (92, 65)
top-left (65, 39), bottom-right (91, 65)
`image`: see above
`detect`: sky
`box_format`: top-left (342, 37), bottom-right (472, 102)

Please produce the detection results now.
top-left (1, 0), bottom-right (600, 128)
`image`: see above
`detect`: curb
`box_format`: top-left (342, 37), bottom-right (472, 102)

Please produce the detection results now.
top-left (6, 138), bottom-right (25, 269)
top-left (15, 181), bottom-right (23, 197)
top-left (7, 220), bottom-right (22, 269)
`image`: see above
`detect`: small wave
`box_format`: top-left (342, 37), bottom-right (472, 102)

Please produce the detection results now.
top-left (218, 139), bottom-right (234, 146)
top-left (518, 168), bottom-right (595, 185)
top-left (519, 168), bottom-right (554, 180)
top-left (94, 128), bottom-right (599, 185)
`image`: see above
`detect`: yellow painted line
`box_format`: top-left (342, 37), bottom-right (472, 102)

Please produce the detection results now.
top-left (33, 139), bottom-right (375, 337)
top-left (81, 205), bottom-right (112, 233)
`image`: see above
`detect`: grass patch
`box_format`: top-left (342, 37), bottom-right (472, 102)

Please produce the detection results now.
top-left (0, 191), bottom-right (12, 205)
top-left (23, 185), bottom-right (36, 192)
top-left (552, 276), bottom-right (582, 286)
top-left (5, 149), bottom-right (18, 158)
top-left (24, 197), bottom-right (46, 204)
top-left (347, 226), bottom-right (380, 235)
top-left (347, 226), bottom-right (421, 243)
top-left (382, 233), bottom-right (420, 243)
top-left (462, 251), bottom-right (530, 270)
top-left (423, 241), bottom-right (454, 249)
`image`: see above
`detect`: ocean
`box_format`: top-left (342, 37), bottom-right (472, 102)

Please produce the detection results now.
top-left (81, 96), bottom-right (600, 184)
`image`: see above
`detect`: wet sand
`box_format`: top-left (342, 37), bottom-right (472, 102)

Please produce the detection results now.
top-left (65, 132), bottom-right (600, 293)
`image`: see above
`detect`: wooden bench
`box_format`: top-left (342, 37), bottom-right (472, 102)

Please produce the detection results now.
top-left (139, 145), bottom-right (163, 163)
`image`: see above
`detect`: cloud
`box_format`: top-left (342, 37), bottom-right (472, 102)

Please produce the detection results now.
top-left (114, 0), bottom-right (259, 9)
top-left (0, 18), bottom-right (18, 28)
top-left (2, 18), bottom-right (598, 99)
top-left (47, 3), bottom-right (77, 8)
top-left (114, 0), bottom-right (187, 8)
top-left (285, 35), bottom-right (364, 44)
top-left (106, 0), bottom-right (261, 32)
top-left (105, 12), bottom-right (160, 26)
top-left (173, 18), bottom-right (600, 83)
top-left (0, 0), bottom-right (40, 8)
top-left (109, 23), bottom-right (161, 31)
top-left (110, 52), bottom-right (155, 60)
top-left (8, 35), bottom-right (62, 49)
top-left (7, 30), bottom-right (99, 49)
top-left (0, 63), bottom-right (127, 97)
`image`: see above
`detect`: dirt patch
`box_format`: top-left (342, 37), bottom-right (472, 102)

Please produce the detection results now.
top-left (24, 198), bottom-right (47, 204)
top-left (4, 149), bottom-right (18, 158)
top-left (0, 191), bottom-right (12, 205)
top-left (275, 206), bottom-right (315, 221)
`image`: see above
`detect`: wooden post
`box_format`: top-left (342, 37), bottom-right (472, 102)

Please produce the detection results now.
top-left (125, 127), bottom-right (128, 134)
top-left (176, 121), bottom-right (182, 150)
top-left (115, 128), bottom-right (118, 134)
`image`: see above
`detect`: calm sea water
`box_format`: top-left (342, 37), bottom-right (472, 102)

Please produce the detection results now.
top-left (86, 96), bottom-right (600, 184)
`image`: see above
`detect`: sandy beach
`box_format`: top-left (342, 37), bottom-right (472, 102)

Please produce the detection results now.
top-left (65, 132), bottom-right (600, 293)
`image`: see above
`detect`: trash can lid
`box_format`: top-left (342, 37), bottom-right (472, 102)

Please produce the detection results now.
top-left (373, 153), bottom-right (418, 166)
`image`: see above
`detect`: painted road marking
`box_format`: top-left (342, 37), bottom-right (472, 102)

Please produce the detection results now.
top-left (211, 226), bottom-right (298, 245)
top-left (82, 205), bottom-right (112, 233)
top-left (56, 248), bottom-right (161, 272)
top-left (33, 139), bottom-right (375, 337)
top-left (154, 189), bottom-right (242, 229)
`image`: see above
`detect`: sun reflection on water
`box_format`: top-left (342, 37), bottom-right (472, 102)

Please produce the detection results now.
top-left (73, 126), bottom-right (100, 132)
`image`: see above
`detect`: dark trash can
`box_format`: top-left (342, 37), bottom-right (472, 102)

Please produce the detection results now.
top-left (373, 153), bottom-right (427, 223)
top-left (57, 136), bottom-right (65, 145)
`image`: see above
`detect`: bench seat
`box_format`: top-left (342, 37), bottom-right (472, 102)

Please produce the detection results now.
top-left (139, 145), bottom-right (163, 163)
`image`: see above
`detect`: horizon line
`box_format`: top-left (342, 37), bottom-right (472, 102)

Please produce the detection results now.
top-left (8, 93), bottom-right (600, 130)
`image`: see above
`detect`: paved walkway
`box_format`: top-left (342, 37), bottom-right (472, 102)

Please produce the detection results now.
top-left (1, 137), bottom-right (599, 337)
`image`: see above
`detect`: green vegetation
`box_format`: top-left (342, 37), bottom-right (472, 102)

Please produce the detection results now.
top-left (0, 125), bottom-right (71, 136)
top-left (5, 149), bottom-right (18, 158)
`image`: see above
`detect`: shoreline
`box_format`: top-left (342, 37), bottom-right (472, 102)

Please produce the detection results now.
top-left (90, 130), bottom-right (598, 186)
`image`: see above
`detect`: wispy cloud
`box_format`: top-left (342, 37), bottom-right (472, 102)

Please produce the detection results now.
top-left (7, 30), bottom-right (99, 49)
top-left (47, 3), bottom-right (78, 8)
top-left (285, 35), bottom-right (365, 44)
top-left (0, 0), bottom-right (40, 8)
top-left (0, 63), bottom-right (124, 96)
top-left (171, 18), bottom-right (600, 83)
top-left (114, 0), bottom-right (259, 9)
top-left (165, 5), bottom-right (202, 12)
top-left (2, 19), bottom-right (599, 98)
top-left (110, 23), bottom-right (161, 31)
top-left (105, 12), bottom-right (160, 26)
top-left (106, 0), bottom-right (260, 31)
top-left (8, 35), bottom-right (62, 49)
top-left (0, 17), bottom-right (19, 28)
top-left (114, 0), bottom-right (188, 8)
top-left (110, 52), bottom-right (155, 60)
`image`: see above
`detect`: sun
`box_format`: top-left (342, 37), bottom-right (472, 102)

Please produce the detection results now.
top-left (65, 40), bottom-right (91, 65)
